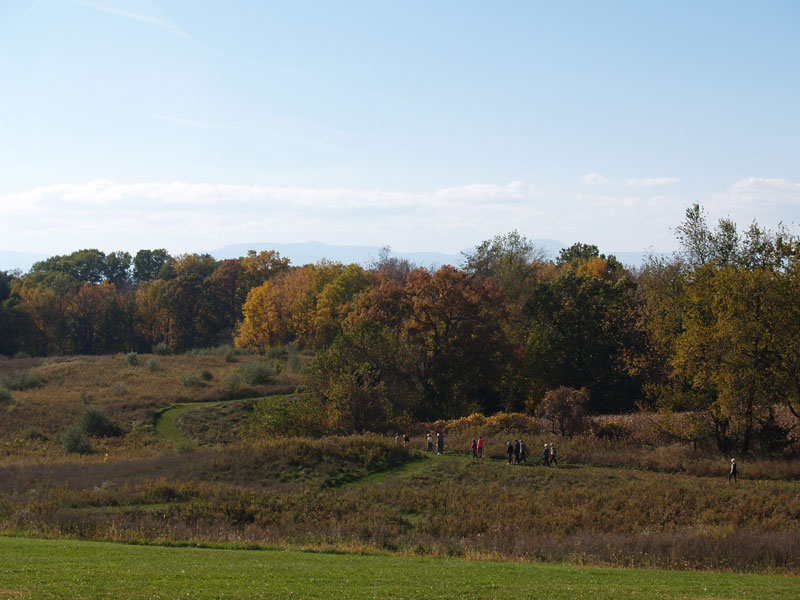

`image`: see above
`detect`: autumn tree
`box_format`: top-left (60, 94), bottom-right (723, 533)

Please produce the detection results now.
top-left (236, 266), bottom-right (315, 349)
top-left (360, 265), bottom-right (514, 419)
top-left (642, 205), bottom-right (800, 453)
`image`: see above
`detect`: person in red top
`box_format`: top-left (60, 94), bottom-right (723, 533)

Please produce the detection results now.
top-left (476, 436), bottom-right (484, 458)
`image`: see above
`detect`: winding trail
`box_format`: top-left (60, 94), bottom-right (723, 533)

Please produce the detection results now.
top-left (153, 401), bottom-right (225, 444)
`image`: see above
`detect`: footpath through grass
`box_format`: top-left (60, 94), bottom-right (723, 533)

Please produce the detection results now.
top-left (1, 536), bottom-right (798, 600)
top-left (154, 401), bottom-right (225, 443)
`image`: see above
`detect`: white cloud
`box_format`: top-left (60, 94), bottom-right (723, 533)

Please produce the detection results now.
top-left (0, 180), bottom-right (551, 255)
top-left (580, 173), bottom-right (610, 186)
top-left (710, 178), bottom-right (800, 222)
top-left (624, 177), bottom-right (680, 187)
top-left (575, 194), bottom-right (641, 209)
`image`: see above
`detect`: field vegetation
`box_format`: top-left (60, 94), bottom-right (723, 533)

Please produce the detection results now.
top-left (3, 536), bottom-right (799, 600)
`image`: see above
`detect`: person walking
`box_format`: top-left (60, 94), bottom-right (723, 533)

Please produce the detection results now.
top-left (436, 432), bottom-right (444, 455)
top-left (477, 436), bottom-right (484, 458)
top-left (470, 439), bottom-right (478, 459)
top-left (729, 458), bottom-right (737, 483)
top-left (542, 443), bottom-right (550, 467)
top-left (549, 442), bottom-right (558, 467)
top-left (519, 440), bottom-right (527, 463)
top-left (403, 433), bottom-right (410, 446)
top-left (506, 441), bottom-right (514, 464)
top-left (513, 439), bottom-right (521, 464)
top-left (426, 433), bottom-right (433, 452)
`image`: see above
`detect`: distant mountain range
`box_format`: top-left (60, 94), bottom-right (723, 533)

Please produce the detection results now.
top-left (0, 242), bottom-right (654, 274)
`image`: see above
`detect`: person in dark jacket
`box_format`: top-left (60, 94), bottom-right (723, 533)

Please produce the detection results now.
top-left (519, 440), bottom-right (527, 463)
top-left (506, 441), bottom-right (514, 464)
top-left (542, 443), bottom-right (550, 466)
top-left (549, 442), bottom-right (558, 467)
top-left (513, 439), bottom-right (521, 464)
top-left (436, 432), bottom-right (444, 455)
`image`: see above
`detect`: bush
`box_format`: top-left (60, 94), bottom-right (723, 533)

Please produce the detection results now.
top-left (588, 419), bottom-right (630, 441)
top-left (0, 387), bottom-right (10, 406)
top-left (223, 373), bottom-right (242, 394)
top-left (81, 406), bottom-right (123, 438)
top-left (124, 352), bottom-right (139, 366)
top-left (23, 426), bottom-right (48, 441)
top-left (267, 346), bottom-right (288, 360)
top-left (0, 370), bottom-right (43, 391)
top-left (199, 369), bottom-right (213, 382)
top-left (112, 382), bottom-right (129, 397)
top-left (287, 353), bottom-right (302, 373)
top-left (146, 357), bottom-right (162, 372)
top-left (152, 342), bottom-right (172, 355)
top-left (537, 387), bottom-right (589, 436)
top-left (239, 361), bottom-right (274, 386)
top-left (13, 351), bottom-right (31, 359)
top-left (181, 372), bottom-right (202, 388)
top-left (61, 425), bottom-right (93, 454)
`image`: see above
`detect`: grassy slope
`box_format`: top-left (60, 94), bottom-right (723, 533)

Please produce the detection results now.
top-left (0, 353), bottom-right (300, 461)
top-left (2, 354), bottom-right (800, 575)
top-left (1, 536), bottom-right (798, 600)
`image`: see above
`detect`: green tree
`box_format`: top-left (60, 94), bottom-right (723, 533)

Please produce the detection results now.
top-left (644, 205), bottom-right (800, 453)
top-left (305, 319), bottom-right (412, 433)
top-left (132, 249), bottom-right (172, 282)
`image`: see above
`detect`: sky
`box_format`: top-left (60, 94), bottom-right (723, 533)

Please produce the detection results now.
top-left (1, 0), bottom-right (799, 259)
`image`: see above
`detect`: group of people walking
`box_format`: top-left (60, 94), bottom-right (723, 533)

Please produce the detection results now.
top-left (424, 432), bottom-right (445, 455)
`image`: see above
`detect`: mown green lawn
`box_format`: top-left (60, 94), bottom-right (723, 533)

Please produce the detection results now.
top-left (1, 536), bottom-right (797, 599)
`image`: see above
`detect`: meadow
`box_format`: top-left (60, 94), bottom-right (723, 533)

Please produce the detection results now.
top-left (1, 536), bottom-right (798, 600)
top-left (1, 352), bottom-right (800, 586)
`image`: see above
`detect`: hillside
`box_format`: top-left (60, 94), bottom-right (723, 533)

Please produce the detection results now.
top-left (1, 354), bottom-right (799, 574)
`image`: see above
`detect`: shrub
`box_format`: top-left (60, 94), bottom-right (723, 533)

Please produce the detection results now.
top-left (485, 412), bottom-right (540, 434)
top-left (537, 387), bottom-right (589, 436)
top-left (223, 373), bottom-right (242, 394)
top-left (178, 440), bottom-right (196, 453)
top-left (588, 419), bottom-right (630, 441)
top-left (12, 351), bottom-right (31, 359)
top-left (152, 342), bottom-right (172, 355)
top-left (61, 425), bottom-right (93, 454)
top-left (112, 382), bottom-right (129, 397)
top-left (124, 352), bottom-right (139, 366)
top-left (81, 406), bottom-right (123, 438)
top-left (267, 346), bottom-right (288, 360)
top-left (146, 357), bottom-right (162, 372)
top-left (287, 353), bottom-right (302, 373)
top-left (199, 369), bottom-right (213, 382)
top-left (0, 370), bottom-right (43, 391)
top-left (181, 372), bottom-right (202, 388)
top-left (23, 426), bottom-right (48, 441)
top-left (253, 394), bottom-right (327, 437)
top-left (0, 387), bottom-right (10, 406)
top-left (239, 361), bottom-right (274, 386)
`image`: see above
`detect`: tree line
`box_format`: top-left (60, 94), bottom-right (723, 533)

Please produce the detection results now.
top-left (1, 205), bottom-right (798, 453)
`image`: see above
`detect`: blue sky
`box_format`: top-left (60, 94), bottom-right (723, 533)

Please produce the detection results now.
top-left (1, 0), bottom-right (798, 257)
